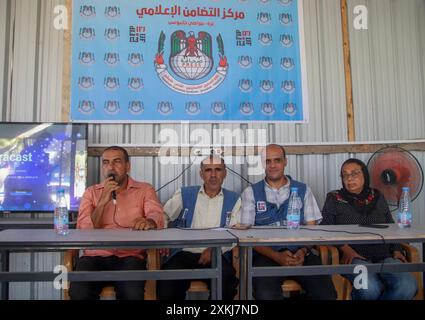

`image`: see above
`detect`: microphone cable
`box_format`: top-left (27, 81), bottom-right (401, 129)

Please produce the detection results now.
top-left (172, 226), bottom-right (389, 274)
top-left (155, 157), bottom-right (197, 193)
top-left (236, 225), bottom-right (389, 273)
top-left (226, 166), bottom-right (253, 185)
top-left (155, 158), bottom-right (253, 193)
top-left (112, 201), bottom-right (130, 229)
top-left (298, 226), bottom-right (388, 273)
top-left (112, 203), bottom-right (164, 231)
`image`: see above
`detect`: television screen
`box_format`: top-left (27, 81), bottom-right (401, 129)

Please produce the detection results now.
top-left (0, 123), bottom-right (87, 212)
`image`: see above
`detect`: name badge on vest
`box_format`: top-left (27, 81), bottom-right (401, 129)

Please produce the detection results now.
top-left (256, 201), bottom-right (267, 212)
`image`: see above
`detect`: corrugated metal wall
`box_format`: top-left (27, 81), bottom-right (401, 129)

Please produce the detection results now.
top-left (0, 0), bottom-right (424, 299)
top-left (0, 0), bottom-right (9, 120)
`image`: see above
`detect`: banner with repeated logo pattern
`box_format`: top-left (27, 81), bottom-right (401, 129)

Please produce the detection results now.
top-left (71, 0), bottom-right (308, 122)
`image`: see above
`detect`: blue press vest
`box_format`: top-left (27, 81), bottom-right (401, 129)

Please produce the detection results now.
top-left (175, 186), bottom-right (239, 228)
top-left (168, 186), bottom-right (239, 261)
top-left (251, 176), bottom-right (306, 252)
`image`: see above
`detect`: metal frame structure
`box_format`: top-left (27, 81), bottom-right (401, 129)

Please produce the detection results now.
top-left (0, 228), bottom-right (237, 300)
top-left (229, 225), bottom-right (425, 300)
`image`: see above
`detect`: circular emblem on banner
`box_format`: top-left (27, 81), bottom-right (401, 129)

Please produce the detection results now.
top-left (105, 6), bottom-right (121, 19)
top-left (104, 101), bottom-right (120, 115)
top-left (257, 12), bottom-right (271, 24)
top-left (128, 78), bottom-right (144, 91)
top-left (79, 27), bottom-right (95, 40)
top-left (259, 33), bottom-right (272, 46)
top-left (128, 101), bottom-right (144, 115)
top-left (238, 56), bottom-right (252, 68)
top-left (261, 103), bottom-right (275, 116)
top-left (104, 28), bottom-right (120, 41)
top-left (158, 102), bottom-right (173, 115)
top-left (104, 77), bottom-right (120, 91)
top-left (104, 53), bottom-right (119, 66)
top-left (155, 31), bottom-right (229, 95)
top-left (279, 0), bottom-right (293, 6)
top-left (280, 34), bottom-right (293, 47)
top-left (239, 79), bottom-right (253, 93)
top-left (281, 57), bottom-right (295, 70)
top-left (78, 77), bottom-right (94, 90)
top-left (78, 100), bottom-right (95, 115)
top-left (240, 102), bottom-right (254, 116)
top-left (128, 53), bottom-right (144, 67)
top-left (260, 80), bottom-right (274, 93)
top-left (283, 103), bottom-right (297, 116)
top-left (79, 52), bottom-right (95, 66)
top-left (80, 5), bottom-right (96, 18)
top-left (185, 102), bottom-right (201, 116)
top-left (211, 102), bottom-right (226, 116)
top-left (259, 56), bottom-right (273, 70)
top-left (279, 13), bottom-right (293, 25)
top-left (169, 31), bottom-right (213, 80)
top-left (281, 80), bottom-right (295, 94)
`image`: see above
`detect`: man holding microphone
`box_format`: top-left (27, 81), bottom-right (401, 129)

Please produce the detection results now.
top-left (69, 146), bottom-right (164, 300)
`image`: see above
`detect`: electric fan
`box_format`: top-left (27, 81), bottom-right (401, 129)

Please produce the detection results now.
top-left (367, 147), bottom-right (424, 207)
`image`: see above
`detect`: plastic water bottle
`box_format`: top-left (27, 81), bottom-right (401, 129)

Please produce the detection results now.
top-left (398, 187), bottom-right (412, 228)
top-left (54, 189), bottom-right (69, 235)
top-left (286, 187), bottom-right (302, 230)
top-left (225, 211), bottom-right (232, 228)
top-left (180, 208), bottom-right (189, 228)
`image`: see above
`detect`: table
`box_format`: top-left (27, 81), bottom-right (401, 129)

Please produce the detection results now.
top-left (0, 218), bottom-right (76, 229)
top-left (0, 228), bottom-right (237, 300)
top-left (0, 218), bottom-right (76, 299)
top-left (229, 224), bottom-right (425, 300)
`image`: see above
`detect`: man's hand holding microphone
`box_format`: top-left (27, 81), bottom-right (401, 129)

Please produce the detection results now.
top-left (90, 172), bottom-right (120, 228)
top-left (97, 172), bottom-right (120, 207)
top-left (107, 173), bottom-right (118, 204)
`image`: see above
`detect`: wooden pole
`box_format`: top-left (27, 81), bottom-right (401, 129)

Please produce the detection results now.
top-left (87, 142), bottom-right (425, 157)
top-left (340, 0), bottom-right (355, 141)
top-left (61, 0), bottom-right (72, 122)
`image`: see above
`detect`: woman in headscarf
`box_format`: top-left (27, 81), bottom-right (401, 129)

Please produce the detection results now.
top-left (321, 158), bottom-right (417, 300)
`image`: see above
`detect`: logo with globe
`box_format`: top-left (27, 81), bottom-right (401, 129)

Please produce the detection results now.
top-left (170, 30), bottom-right (213, 80)
top-left (155, 30), bottom-right (228, 95)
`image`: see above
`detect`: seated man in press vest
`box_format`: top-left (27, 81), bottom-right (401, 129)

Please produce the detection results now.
top-left (157, 155), bottom-right (240, 300)
top-left (239, 144), bottom-right (336, 300)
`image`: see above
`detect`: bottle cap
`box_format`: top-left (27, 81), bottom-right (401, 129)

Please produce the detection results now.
top-left (290, 187), bottom-right (298, 192)
top-left (402, 187), bottom-right (410, 192)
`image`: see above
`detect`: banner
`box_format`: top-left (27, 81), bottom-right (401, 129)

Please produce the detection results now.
top-left (71, 0), bottom-right (308, 122)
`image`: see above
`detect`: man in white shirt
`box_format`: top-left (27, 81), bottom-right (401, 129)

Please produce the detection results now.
top-left (240, 144), bottom-right (336, 300)
top-left (157, 155), bottom-right (240, 300)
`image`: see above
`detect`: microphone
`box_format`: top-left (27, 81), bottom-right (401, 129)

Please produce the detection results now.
top-left (108, 173), bottom-right (117, 205)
